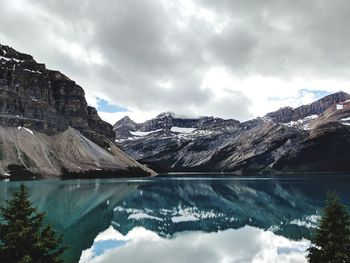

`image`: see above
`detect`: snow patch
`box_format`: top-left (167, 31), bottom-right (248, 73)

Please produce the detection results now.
top-left (128, 213), bottom-right (163, 221)
top-left (290, 215), bottom-right (320, 229)
top-left (130, 129), bottom-right (162, 137)
top-left (171, 215), bottom-right (199, 223)
top-left (23, 69), bottom-right (42, 74)
top-left (336, 104), bottom-right (344, 110)
top-left (340, 117), bottom-right (350, 126)
top-left (284, 115), bottom-right (318, 130)
top-left (0, 56), bottom-right (22, 63)
top-left (24, 127), bottom-right (34, 135)
top-left (17, 126), bottom-right (34, 135)
top-left (171, 127), bottom-right (196, 133)
top-left (193, 129), bottom-right (214, 136)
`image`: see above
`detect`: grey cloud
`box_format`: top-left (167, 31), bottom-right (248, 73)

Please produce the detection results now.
top-left (198, 0), bottom-right (350, 77)
top-left (207, 26), bottom-right (258, 73)
top-left (1, 0), bottom-right (350, 122)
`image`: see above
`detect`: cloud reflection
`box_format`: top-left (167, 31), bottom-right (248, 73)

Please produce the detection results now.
top-left (80, 226), bottom-right (310, 263)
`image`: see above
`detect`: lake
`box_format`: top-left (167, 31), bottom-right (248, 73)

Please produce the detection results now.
top-left (1, 174), bottom-right (350, 263)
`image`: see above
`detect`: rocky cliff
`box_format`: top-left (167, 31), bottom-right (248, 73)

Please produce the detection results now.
top-left (0, 44), bottom-right (154, 177)
top-left (0, 44), bottom-right (114, 148)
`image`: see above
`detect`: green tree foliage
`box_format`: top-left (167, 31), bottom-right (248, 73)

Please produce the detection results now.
top-left (0, 184), bottom-right (66, 263)
top-left (307, 192), bottom-right (350, 263)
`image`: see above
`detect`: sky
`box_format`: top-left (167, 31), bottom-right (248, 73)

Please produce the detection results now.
top-left (1, 0), bottom-right (350, 124)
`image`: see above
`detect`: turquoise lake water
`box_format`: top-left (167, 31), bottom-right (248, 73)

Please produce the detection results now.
top-left (1, 175), bottom-right (350, 262)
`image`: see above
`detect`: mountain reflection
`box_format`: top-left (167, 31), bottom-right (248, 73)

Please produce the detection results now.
top-left (111, 177), bottom-right (322, 239)
top-left (0, 179), bottom-right (139, 263)
top-left (1, 175), bottom-right (349, 263)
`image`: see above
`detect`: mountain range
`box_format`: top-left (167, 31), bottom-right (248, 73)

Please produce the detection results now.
top-left (2, 43), bottom-right (350, 177)
top-left (0, 44), bottom-right (154, 177)
top-left (115, 91), bottom-right (350, 174)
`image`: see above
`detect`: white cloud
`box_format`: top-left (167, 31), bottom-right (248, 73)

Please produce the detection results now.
top-left (80, 226), bottom-right (310, 263)
top-left (98, 110), bottom-right (160, 125)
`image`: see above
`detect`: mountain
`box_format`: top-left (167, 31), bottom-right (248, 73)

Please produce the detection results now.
top-left (0, 44), bottom-right (114, 147)
top-left (114, 92), bottom-right (350, 174)
top-left (266, 91), bottom-right (350, 123)
top-left (114, 112), bottom-right (240, 139)
top-left (0, 44), bottom-right (154, 177)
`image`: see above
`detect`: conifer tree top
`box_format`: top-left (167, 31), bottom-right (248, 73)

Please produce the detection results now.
top-left (307, 192), bottom-right (350, 263)
top-left (0, 184), bottom-right (67, 263)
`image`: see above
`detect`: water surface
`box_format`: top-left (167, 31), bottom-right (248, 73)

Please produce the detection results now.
top-left (1, 174), bottom-right (349, 262)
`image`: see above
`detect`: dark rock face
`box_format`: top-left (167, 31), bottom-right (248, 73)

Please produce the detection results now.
top-left (119, 118), bottom-right (305, 173)
top-left (143, 112), bottom-right (240, 131)
top-left (113, 116), bottom-right (138, 139)
top-left (0, 44), bottom-right (114, 147)
top-left (266, 91), bottom-right (350, 123)
top-left (274, 101), bottom-right (350, 172)
top-left (274, 126), bottom-right (350, 172)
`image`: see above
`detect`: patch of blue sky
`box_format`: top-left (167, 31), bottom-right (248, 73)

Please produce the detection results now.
top-left (92, 240), bottom-right (128, 257)
top-left (298, 89), bottom-right (331, 99)
top-left (96, 98), bottom-right (128, 113)
top-left (268, 89), bottom-right (331, 101)
top-left (277, 245), bottom-right (308, 255)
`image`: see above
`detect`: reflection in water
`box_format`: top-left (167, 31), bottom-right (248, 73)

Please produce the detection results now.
top-left (0, 179), bottom-right (139, 263)
top-left (80, 226), bottom-right (310, 263)
top-left (0, 175), bottom-right (350, 262)
top-left (111, 178), bottom-right (322, 240)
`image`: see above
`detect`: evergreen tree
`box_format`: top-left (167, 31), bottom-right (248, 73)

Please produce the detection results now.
top-left (0, 184), bottom-right (66, 263)
top-left (307, 192), bottom-right (350, 263)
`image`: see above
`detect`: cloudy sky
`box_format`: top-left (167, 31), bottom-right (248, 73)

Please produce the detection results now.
top-left (1, 0), bottom-right (350, 123)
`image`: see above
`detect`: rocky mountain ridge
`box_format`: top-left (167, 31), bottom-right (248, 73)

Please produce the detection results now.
top-left (265, 91), bottom-right (350, 123)
top-left (115, 91), bottom-right (350, 174)
top-left (0, 44), bottom-right (154, 177)
top-left (114, 112), bottom-right (240, 139)
top-left (0, 44), bottom-right (114, 148)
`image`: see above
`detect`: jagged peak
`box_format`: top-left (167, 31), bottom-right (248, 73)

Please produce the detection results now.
top-left (332, 90), bottom-right (349, 96)
top-left (318, 91), bottom-right (350, 101)
top-left (49, 70), bottom-right (72, 81)
top-left (276, 106), bottom-right (293, 111)
top-left (121, 116), bottom-right (132, 121)
top-left (156, 112), bottom-right (175, 118)
top-left (114, 116), bottom-right (137, 126)
top-left (0, 43), bottom-right (33, 61)
top-left (155, 111), bottom-right (203, 120)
